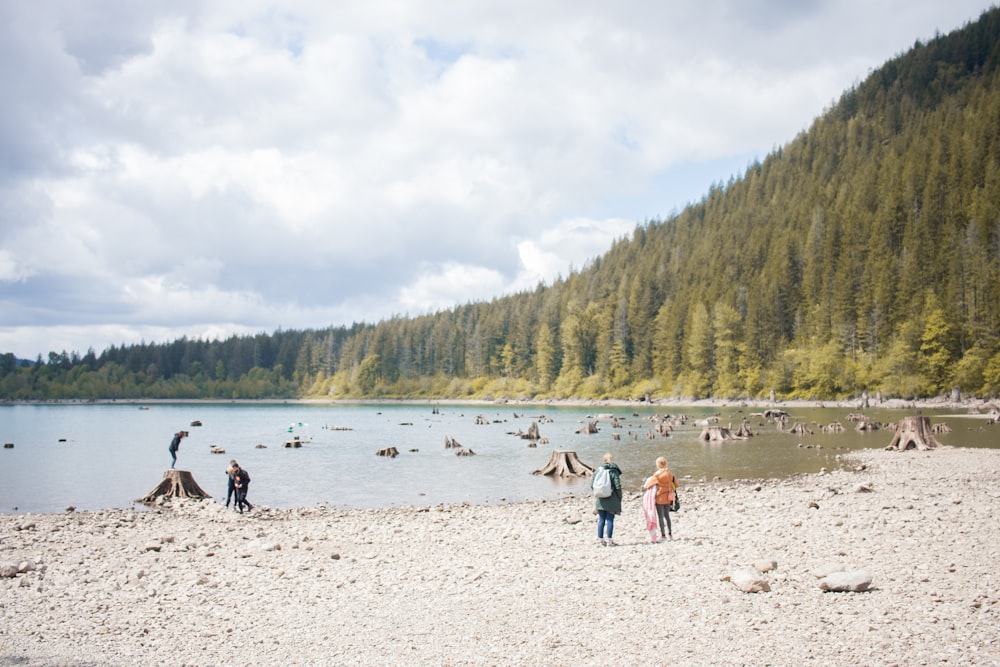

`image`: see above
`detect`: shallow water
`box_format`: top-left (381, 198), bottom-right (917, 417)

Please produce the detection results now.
top-left (0, 402), bottom-right (995, 513)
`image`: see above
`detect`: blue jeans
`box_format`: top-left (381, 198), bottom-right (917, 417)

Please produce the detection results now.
top-left (597, 509), bottom-right (615, 539)
top-left (169, 448), bottom-right (177, 468)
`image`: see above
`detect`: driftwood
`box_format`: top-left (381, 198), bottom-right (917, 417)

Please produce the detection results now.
top-left (885, 416), bottom-right (943, 451)
top-left (376, 447), bottom-right (399, 457)
top-left (532, 450), bottom-right (594, 477)
top-left (139, 470), bottom-right (211, 503)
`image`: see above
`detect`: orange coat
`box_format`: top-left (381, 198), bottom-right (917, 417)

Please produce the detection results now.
top-left (644, 468), bottom-right (677, 505)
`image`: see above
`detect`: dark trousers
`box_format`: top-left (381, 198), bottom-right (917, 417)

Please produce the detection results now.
top-left (236, 487), bottom-right (253, 512)
top-left (656, 503), bottom-right (673, 537)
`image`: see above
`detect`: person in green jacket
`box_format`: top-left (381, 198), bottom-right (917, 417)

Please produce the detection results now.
top-left (594, 453), bottom-right (623, 546)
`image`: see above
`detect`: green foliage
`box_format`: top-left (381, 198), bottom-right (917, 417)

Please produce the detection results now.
top-left (4, 9), bottom-right (1000, 402)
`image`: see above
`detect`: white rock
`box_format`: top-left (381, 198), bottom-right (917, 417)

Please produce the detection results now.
top-left (819, 570), bottom-right (873, 592)
top-left (731, 568), bottom-right (771, 593)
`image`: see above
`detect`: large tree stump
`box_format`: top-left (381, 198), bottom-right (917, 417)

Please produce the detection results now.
top-left (576, 421), bottom-right (599, 434)
top-left (376, 447), bottom-right (399, 457)
top-left (139, 470), bottom-right (211, 503)
top-left (885, 416), bottom-right (943, 451)
top-left (532, 450), bottom-right (594, 477)
top-left (698, 426), bottom-right (743, 441)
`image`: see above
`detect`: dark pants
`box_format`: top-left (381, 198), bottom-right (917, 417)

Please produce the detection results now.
top-left (236, 486), bottom-right (253, 513)
top-left (169, 448), bottom-right (177, 468)
top-left (656, 504), bottom-right (673, 537)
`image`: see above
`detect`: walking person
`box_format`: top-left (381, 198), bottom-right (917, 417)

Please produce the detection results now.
top-left (225, 460), bottom-right (238, 509)
top-left (232, 462), bottom-right (253, 513)
top-left (593, 453), bottom-right (623, 546)
top-left (643, 457), bottom-right (678, 541)
top-left (168, 430), bottom-right (187, 469)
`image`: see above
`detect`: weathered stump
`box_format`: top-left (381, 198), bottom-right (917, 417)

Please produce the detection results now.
top-left (444, 436), bottom-right (462, 448)
top-left (139, 470), bottom-right (211, 503)
top-left (785, 423), bottom-right (813, 436)
top-left (532, 450), bottom-right (594, 477)
top-left (455, 448), bottom-right (476, 457)
top-left (698, 426), bottom-right (742, 442)
top-left (576, 421), bottom-right (599, 434)
top-left (734, 420), bottom-right (754, 438)
top-left (521, 422), bottom-right (541, 440)
top-left (885, 416), bottom-right (943, 451)
top-left (376, 447), bottom-right (400, 457)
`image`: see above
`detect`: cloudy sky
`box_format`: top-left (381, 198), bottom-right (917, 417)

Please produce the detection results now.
top-left (0, 1), bottom-right (993, 360)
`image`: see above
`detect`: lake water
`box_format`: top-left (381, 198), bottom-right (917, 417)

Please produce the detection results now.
top-left (1, 402), bottom-right (996, 514)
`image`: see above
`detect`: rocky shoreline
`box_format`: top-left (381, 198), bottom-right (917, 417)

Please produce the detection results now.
top-left (2, 447), bottom-right (999, 666)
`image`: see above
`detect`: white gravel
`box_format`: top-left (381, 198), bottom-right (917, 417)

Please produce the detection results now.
top-left (1, 447), bottom-right (999, 666)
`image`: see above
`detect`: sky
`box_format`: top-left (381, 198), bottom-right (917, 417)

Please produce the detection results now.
top-left (1, 1), bottom-right (995, 360)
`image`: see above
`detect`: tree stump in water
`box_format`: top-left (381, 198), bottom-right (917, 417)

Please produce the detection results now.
top-left (785, 422), bottom-right (813, 436)
top-left (698, 426), bottom-right (742, 442)
top-left (885, 416), bottom-right (942, 451)
top-left (521, 422), bottom-right (540, 440)
top-left (139, 470), bottom-right (211, 503)
top-left (576, 421), bottom-right (599, 434)
top-left (376, 447), bottom-right (400, 457)
top-left (532, 450), bottom-right (594, 477)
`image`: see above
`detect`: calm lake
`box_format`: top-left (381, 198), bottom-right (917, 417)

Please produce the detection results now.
top-left (1, 401), bottom-right (996, 514)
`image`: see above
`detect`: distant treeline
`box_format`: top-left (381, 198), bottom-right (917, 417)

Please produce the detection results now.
top-left (4, 8), bottom-right (1000, 402)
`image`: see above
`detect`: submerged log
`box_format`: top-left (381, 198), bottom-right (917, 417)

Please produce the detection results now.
top-left (532, 450), bottom-right (594, 477)
top-left (139, 470), bottom-right (211, 503)
top-left (885, 416), bottom-right (943, 451)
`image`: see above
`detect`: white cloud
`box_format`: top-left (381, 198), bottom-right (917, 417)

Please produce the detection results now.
top-left (0, 0), bottom-right (992, 358)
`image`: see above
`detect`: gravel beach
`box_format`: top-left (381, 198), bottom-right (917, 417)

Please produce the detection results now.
top-left (2, 446), bottom-right (999, 666)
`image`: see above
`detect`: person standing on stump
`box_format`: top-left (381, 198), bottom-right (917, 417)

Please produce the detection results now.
top-left (168, 430), bottom-right (188, 469)
top-left (643, 456), bottom-right (678, 541)
top-left (232, 462), bottom-right (253, 513)
top-left (593, 453), bottom-right (623, 546)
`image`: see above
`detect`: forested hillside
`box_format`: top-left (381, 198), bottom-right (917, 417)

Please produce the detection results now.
top-left (4, 7), bottom-right (1000, 401)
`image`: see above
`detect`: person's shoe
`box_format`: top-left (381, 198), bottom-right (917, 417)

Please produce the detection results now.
top-left (599, 539), bottom-right (607, 546)
top-left (607, 540), bottom-right (617, 546)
